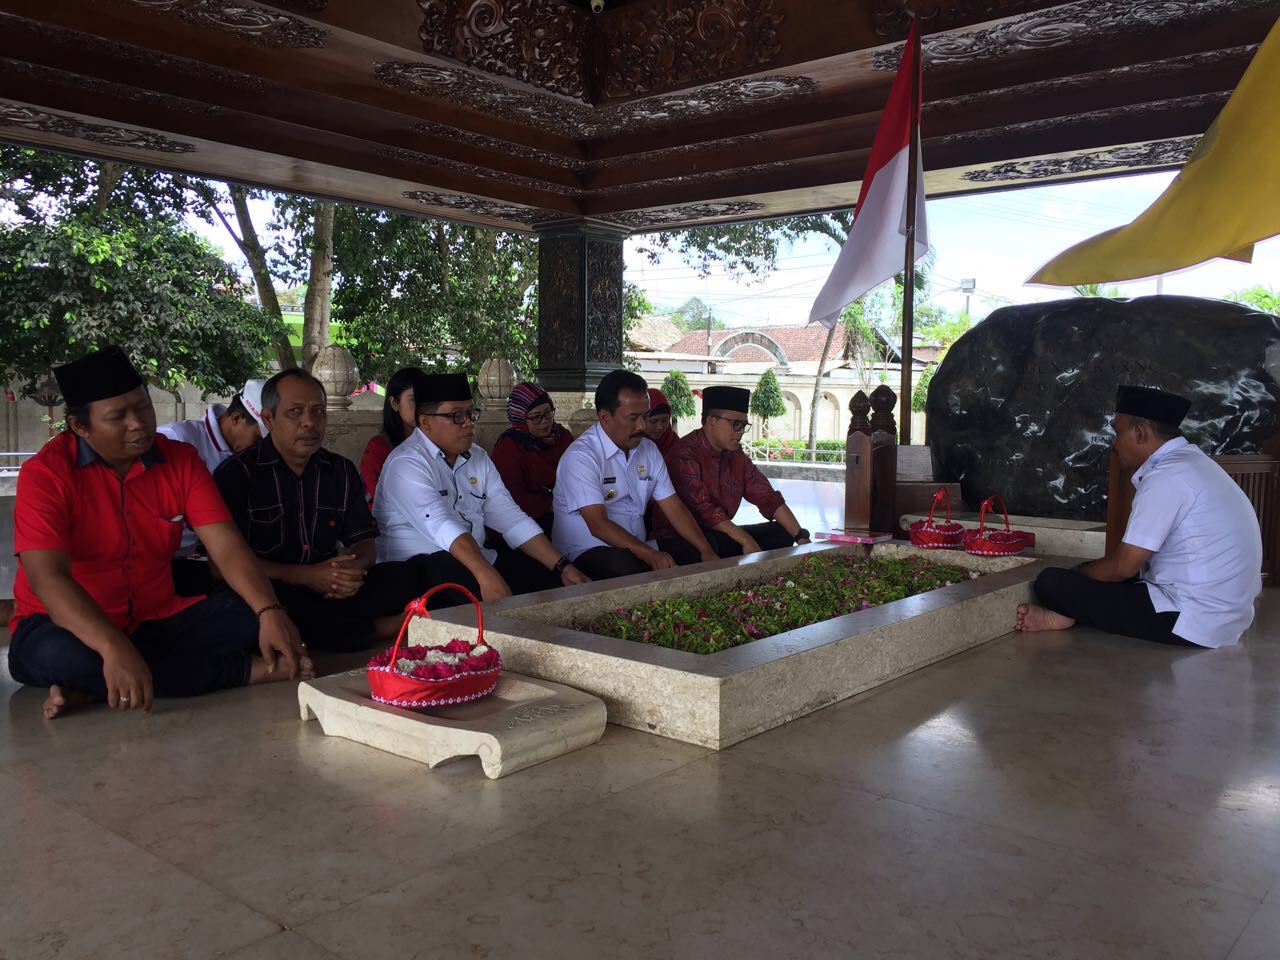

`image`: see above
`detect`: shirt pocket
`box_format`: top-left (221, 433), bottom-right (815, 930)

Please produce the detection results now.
top-left (247, 505), bottom-right (285, 555)
top-left (134, 512), bottom-right (185, 559)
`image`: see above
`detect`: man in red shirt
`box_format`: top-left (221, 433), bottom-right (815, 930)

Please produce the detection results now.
top-left (652, 385), bottom-right (811, 559)
top-left (8, 346), bottom-right (309, 719)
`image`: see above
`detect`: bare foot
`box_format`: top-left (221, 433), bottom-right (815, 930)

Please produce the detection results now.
top-left (248, 655), bottom-right (315, 685)
top-left (42, 685), bottom-right (94, 720)
top-left (1015, 603), bottom-right (1076, 633)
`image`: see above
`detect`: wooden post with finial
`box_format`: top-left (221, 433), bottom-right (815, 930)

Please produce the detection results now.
top-left (844, 387), bottom-right (899, 538)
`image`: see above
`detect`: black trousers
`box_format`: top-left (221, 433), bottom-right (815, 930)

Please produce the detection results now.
top-left (658, 523), bottom-right (795, 565)
top-left (273, 560), bottom-right (428, 652)
top-left (1033, 567), bottom-right (1192, 646)
top-left (405, 549), bottom-right (561, 604)
top-left (8, 591), bottom-right (259, 699)
top-left (172, 557), bottom-right (218, 598)
top-left (574, 535), bottom-right (703, 583)
top-left (572, 546), bottom-right (650, 581)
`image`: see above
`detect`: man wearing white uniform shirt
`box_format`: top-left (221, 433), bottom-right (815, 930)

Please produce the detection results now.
top-left (1018, 385), bottom-right (1262, 647)
top-left (553, 370), bottom-right (718, 582)
top-left (158, 379), bottom-right (268, 595)
top-left (374, 372), bottom-right (591, 605)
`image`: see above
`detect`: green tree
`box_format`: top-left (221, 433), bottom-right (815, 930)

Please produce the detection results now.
top-left (917, 311), bottom-right (976, 350)
top-left (1226, 285), bottom-right (1280, 316)
top-left (332, 208), bottom-right (538, 383)
top-left (624, 282), bottom-right (654, 333)
top-left (912, 364), bottom-right (936, 414)
top-left (659, 370), bottom-right (697, 420)
top-left (0, 213), bottom-right (274, 398)
top-left (668, 296), bottom-right (726, 334)
top-left (750, 368), bottom-right (788, 437)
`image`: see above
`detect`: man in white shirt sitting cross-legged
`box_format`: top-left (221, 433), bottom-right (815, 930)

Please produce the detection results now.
top-left (553, 369), bottom-right (718, 582)
top-left (373, 372), bottom-right (590, 607)
top-left (1017, 385), bottom-right (1262, 648)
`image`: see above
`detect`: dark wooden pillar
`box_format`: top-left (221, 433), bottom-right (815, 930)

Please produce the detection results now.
top-left (535, 220), bottom-right (628, 392)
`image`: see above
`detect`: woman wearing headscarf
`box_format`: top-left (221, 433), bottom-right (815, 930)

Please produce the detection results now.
top-left (359, 366), bottom-right (424, 500)
top-left (643, 387), bottom-right (680, 457)
top-left (490, 382), bottom-right (573, 535)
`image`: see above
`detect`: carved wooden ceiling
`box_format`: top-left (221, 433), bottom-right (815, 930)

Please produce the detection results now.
top-left (0, 0), bottom-right (1276, 233)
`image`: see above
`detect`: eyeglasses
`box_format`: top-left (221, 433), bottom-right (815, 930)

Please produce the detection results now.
top-left (425, 408), bottom-right (480, 425)
top-left (525, 408), bottom-right (556, 425)
top-left (711, 415), bottom-right (751, 433)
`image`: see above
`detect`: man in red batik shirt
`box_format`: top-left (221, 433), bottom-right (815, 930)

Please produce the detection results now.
top-left (651, 385), bottom-right (811, 560)
top-left (7, 346), bottom-right (310, 719)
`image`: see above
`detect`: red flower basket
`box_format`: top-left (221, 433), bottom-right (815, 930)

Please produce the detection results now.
top-left (366, 583), bottom-right (501, 710)
top-left (908, 487), bottom-right (966, 550)
top-left (962, 496), bottom-right (1030, 557)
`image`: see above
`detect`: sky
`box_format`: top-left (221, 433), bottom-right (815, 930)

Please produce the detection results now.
top-left (191, 170), bottom-right (1279, 328)
top-left (623, 171), bottom-right (1280, 327)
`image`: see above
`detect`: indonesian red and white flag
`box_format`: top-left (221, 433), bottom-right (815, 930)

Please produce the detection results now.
top-left (810, 23), bottom-right (928, 328)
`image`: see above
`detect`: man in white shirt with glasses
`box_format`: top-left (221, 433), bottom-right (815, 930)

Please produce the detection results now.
top-left (373, 372), bottom-right (590, 607)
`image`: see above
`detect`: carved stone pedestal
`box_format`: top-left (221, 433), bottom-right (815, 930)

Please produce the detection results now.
top-left (536, 220), bottom-right (628, 393)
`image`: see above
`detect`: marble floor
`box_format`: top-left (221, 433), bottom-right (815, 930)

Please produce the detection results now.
top-left (1, 590), bottom-right (1278, 960)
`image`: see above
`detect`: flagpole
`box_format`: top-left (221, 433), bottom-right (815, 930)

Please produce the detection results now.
top-left (899, 14), bottom-right (923, 446)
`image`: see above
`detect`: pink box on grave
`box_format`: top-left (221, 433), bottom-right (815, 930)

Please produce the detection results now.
top-left (815, 530), bottom-right (895, 545)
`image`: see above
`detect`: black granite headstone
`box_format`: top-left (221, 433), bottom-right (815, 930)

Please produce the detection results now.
top-left (926, 295), bottom-right (1280, 521)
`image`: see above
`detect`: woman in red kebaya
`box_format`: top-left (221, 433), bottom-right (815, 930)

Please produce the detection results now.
top-left (490, 382), bottom-right (573, 535)
top-left (359, 367), bottom-right (424, 500)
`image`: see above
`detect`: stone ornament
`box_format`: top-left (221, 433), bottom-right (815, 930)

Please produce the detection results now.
top-left (477, 357), bottom-right (517, 404)
top-left (0, 102), bottom-right (197, 154)
top-left (311, 344), bottom-right (360, 410)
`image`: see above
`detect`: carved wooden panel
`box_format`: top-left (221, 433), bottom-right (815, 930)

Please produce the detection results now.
top-left (418, 0), bottom-right (588, 101)
top-left (378, 145), bottom-right (580, 195)
top-left (412, 121), bottom-right (585, 170)
top-left (874, 0), bottom-right (1274, 69)
top-left (599, 200), bottom-right (765, 229)
top-left (117, 0), bottom-right (327, 48)
top-left (0, 101), bottom-right (197, 153)
top-left (377, 60), bottom-right (818, 138)
top-left (596, 0), bottom-right (786, 99)
top-left (416, 0), bottom-right (786, 102)
top-left (585, 238), bottom-right (623, 365)
top-left (538, 233), bottom-right (585, 370)
top-left (401, 190), bottom-right (553, 225)
top-left (960, 136), bottom-right (1199, 184)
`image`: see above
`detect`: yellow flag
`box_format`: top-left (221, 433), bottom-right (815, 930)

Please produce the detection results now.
top-left (1030, 17), bottom-right (1280, 285)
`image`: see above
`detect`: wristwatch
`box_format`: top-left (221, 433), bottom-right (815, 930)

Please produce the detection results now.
top-left (794, 528), bottom-right (811, 543)
top-left (552, 555), bottom-right (572, 575)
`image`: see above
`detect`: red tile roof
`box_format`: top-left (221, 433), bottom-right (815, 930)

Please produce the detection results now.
top-left (666, 325), bottom-right (851, 363)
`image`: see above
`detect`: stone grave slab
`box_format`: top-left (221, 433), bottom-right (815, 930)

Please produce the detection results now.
top-left (414, 542), bottom-right (1043, 750)
top-left (298, 669), bottom-right (607, 779)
